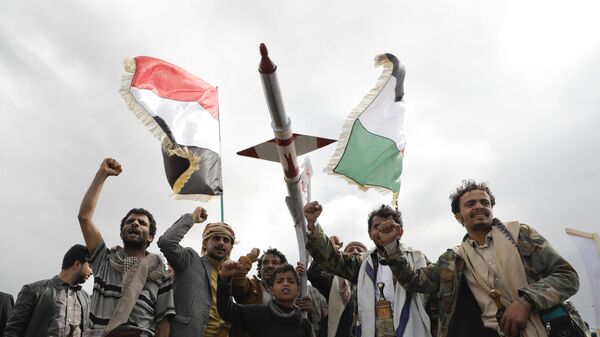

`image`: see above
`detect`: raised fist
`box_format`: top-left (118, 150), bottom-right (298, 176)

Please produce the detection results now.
top-left (329, 236), bottom-right (343, 251)
top-left (192, 207), bottom-right (208, 223)
top-left (100, 158), bottom-right (122, 177)
top-left (377, 220), bottom-right (402, 245)
top-left (248, 248), bottom-right (261, 261)
top-left (295, 261), bottom-right (306, 277)
top-left (303, 201), bottom-right (322, 231)
top-left (219, 260), bottom-right (241, 279)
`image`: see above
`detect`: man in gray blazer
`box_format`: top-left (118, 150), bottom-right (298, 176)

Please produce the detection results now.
top-left (158, 207), bottom-right (236, 337)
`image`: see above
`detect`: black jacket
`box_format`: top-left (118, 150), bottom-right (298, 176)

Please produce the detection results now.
top-left (4, 276), bottom-right (90, 337)
top-left (217, 277), bottom-right (314, 337)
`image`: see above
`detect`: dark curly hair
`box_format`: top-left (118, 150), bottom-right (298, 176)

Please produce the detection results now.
top-left (266, 263), bottom-right (299, 288)
top-left (367, 205), bottom-right (402, 231)
top-left (120, 208), bottom-right (157, 238)
top-left (450, 180), bottom-right (496, 214)
top-left (257, 248), bottom-right (287, 279)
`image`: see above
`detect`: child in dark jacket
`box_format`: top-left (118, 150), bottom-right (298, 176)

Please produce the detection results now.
top-left (218, 262), bottom-right (315, 337)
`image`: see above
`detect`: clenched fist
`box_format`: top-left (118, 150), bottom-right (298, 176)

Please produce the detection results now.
top-left (377, 220), bottom-right (402, 245)
top-left (219, 260), bottom-right (242, 279)
top-left (329, 236), bottom-right (343, 251)
top-left (99, 158), bottom-right (122, 177)
top-left (192, 207), bottom-right (208, 223)
top-left (303, 201), bottom-right (322, 231)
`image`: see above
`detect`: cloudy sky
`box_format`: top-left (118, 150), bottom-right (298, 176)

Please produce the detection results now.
top-left (1, 0), bottom-right (599, 326)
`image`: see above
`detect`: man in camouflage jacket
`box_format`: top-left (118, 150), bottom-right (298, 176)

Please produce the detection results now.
top-left (377, 180), bottom-right (589, 337)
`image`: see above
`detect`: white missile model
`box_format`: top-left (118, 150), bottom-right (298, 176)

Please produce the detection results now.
top-left (237, 44), bottom-right (336, 296)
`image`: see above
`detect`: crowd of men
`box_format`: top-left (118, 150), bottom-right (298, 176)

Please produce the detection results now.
top-left (0, 157), bottom-right (594, 337)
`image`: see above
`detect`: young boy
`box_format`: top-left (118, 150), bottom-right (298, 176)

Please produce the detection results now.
top-left (218, 262), bottom-right (315, 337)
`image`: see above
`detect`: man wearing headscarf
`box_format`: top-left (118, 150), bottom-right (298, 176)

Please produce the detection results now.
top-left (158, 207), bottom-right (236, 337)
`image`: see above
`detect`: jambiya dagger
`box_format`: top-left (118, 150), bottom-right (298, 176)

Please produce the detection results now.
top-left (237, 44), bottom-right (336, 296)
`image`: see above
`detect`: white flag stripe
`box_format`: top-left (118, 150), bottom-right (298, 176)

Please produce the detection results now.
top-left (357, 76), bottom-right (406, 151)
top-left (569, 234), bottom-right (600, 329)
top-left (130, 87), bottom-right (220, 153)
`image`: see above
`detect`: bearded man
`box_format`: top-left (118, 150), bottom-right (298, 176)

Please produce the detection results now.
top-left (5, 244), bottom-right (93, 337)
top-left (158, 206), bottom-right (236, 337)
top-left (78, 158), bottom-right (175, 337)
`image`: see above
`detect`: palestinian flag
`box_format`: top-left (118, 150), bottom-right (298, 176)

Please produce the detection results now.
top-left (325, 54), bottom-right (406, 204)
top-left (120, 56), bottom-right (222, 199)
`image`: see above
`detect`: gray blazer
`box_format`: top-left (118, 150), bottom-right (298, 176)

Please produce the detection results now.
top-left (157, 214), bottom-right (213, 337)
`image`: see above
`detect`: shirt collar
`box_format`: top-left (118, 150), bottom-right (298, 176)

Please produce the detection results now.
top-left (466, 228), bottom-right (494, 249)
top-left (52, 275), bottom-right (82, 290)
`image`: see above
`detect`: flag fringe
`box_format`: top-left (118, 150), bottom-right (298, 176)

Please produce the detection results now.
top-left (120, 57), bottom-right (215, 202)
top-left (120, 58), bottom-right (177, 153)
top-left (323, 53), bottom-right (394, 194)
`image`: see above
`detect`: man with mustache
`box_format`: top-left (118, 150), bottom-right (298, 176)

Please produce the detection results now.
top-left (4, 244), bottom-right (93, 337)
top-left (78, 158), bottom-right (175, 337)
top-left (378, 180), bottom-right (589, 337)
top-left (306, 239), bottom-right (367, 337)
top-left (157, 206), bottom-right (236, 337)
top-left (304, 202), bottom-right (432, 337)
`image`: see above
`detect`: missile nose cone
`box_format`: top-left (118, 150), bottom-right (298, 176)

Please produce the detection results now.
top-left (259, 43), bottom-right (277, 74)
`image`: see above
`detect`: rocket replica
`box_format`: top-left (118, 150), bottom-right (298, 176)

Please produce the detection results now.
top-left (237, 44), bottom-right (336, 296)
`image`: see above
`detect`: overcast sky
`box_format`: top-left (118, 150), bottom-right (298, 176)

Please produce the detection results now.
top-left (1, 0), bottom-right (599, 327)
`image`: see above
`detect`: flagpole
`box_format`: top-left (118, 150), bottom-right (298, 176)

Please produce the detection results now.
top-left (566, 228), bottom-right (600, 255)
top-left (220, 195), bottom-right (225, 223)
top-left (216, 86), bottom-right (225, 223)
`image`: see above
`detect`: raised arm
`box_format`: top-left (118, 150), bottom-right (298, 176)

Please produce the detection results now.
top-left (379, 220), bottom-right (442, 294)
top-left (78, 158), bottom-right (122, 253)
top-left (304, 201), bottom-right (362, 284)
top-left (157, 207), bottom-right (207, 271)
top-left (231, 248), bottom-right (260, 303)
top-left (218, 260), bottom-right (259, 332)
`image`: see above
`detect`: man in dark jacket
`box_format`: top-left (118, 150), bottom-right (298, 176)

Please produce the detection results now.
top-left (4, 244), bottom-right (93, 337)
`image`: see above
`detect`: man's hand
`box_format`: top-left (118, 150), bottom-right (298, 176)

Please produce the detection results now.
top-left (500, 299), bottom-right (530, 337)
top-left (377, 220), bottom-right (402, 245)
top-left (248, 248), bottom-right (260, 262)
top-left (219, 260), bottom-right (241, 279)
top-left (304, 201), bottom-right (322, 232)
top-left (330, 236), bottom-right (343, 251)
top-left (192, 207), bottom-right (208, 223)
top-left (296, 262), bottom-right (306, 277)
top-left (99, 158), bottom-right (122, 177)
top-left (295, 297), bottom-right (313, 313)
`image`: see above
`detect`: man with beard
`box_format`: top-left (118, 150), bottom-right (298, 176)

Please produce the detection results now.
top-left (4, 244), bottom-right (93, 337)
top-left (306, 239), bottom-right (367, 337)
top-left (78, 158), bottom-right (175, 337)
top-left (157, 206), bottom-right (236, 337)
top-left (378, 180), bottom-right (590, 337)
top-left (304, 202), bottom-right (432, 337)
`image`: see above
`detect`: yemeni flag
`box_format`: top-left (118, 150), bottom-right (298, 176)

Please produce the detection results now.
top-left (325, 54), bottom-right (406, 204)
top-left (120, 56), bottom-right (222, 199)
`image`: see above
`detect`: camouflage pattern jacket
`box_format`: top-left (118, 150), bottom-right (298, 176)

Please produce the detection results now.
top-left (385, 219), bottom-right (589, 337)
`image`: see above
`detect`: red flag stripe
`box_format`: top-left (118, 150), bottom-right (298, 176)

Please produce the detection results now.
top-left (131, 56), bottom-right (219, 120)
